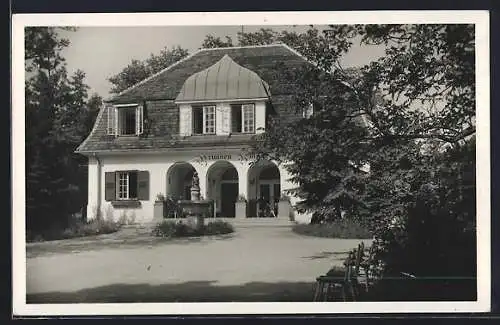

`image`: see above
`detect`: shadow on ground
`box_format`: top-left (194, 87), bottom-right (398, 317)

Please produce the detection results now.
top-left (27, 278), bottom-right (476, 304)
top-left (27, 281), bottom-right (317, 303)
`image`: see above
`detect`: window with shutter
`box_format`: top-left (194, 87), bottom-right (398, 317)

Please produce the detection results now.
top-left (242, 104), bottom-right (255, 133)
top-left (137, 171), bottom-right (150, 200)
top-left (112, 104), bottom-right (144, 136)
top-left (105, 172), bottom-right (116, 201)
top-left (220, 105), bottom-right (230, 134)
top-left (179, 105), bottom-right (193, 136)
top-left (231, 104), bottom-right (242, 133)
top-left (136, 104), bottom-right (144, 135)
top-left (203, 105), bottom-right (216, 134)
top-left (107, 106), bottom-right (116, 135)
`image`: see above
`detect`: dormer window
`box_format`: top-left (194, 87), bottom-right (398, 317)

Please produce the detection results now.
top-left (107, 104), bottom-right (144, 136)
top-left (176, 55), bottom-right (269, 137)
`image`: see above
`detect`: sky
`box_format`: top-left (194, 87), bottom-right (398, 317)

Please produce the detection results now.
top-left (59, 26), bottom-right (386, 99)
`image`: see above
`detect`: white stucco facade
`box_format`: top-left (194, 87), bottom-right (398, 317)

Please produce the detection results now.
top-left (80, 45), bottom-right (316, 225)
top-left (85, 148), bottom-right (312, 224)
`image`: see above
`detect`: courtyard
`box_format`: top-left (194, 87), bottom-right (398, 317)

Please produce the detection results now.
top-left (26, 223), bottom-right (370, 303)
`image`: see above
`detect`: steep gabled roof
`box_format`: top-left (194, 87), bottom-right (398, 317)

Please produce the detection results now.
top-left (108, 43), bottom-right (310, 103)
top-left (77, 44), bottom-right (312, 154)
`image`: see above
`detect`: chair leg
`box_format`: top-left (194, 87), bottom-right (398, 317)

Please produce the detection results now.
top-left (341, 285), bottom-right (347, 302)
top-left (323, 284), bottom-right (329, 301)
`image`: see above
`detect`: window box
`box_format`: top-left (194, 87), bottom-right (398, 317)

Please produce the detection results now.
top-left (111, 200), bottom-right (141, 208)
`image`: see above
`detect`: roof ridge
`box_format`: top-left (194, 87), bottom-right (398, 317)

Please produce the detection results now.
top-left (106, 48), bottom-right (207, 102)
top-left (197, 43), bottom-right (286, 51)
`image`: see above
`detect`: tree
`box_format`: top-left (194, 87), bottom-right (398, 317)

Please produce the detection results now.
top-left (108, 46), bottom-right (188, 94)
top-left (25, 27), bottom-right (100, 235)
top-left (248, 25), bottom-right (476, 285)
top-left (237, 28), bottom-right (278, 46)
top-left (201, 35), bottom-right (233, 48)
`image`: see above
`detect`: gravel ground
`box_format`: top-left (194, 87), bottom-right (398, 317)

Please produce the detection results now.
top-left (26, 224), bottom-right (371, 303)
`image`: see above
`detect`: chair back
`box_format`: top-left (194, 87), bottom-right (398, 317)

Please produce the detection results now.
top-left (343, 251), bottom-right (354, 282)
top-left (354, 242), bottom-right (365, 275)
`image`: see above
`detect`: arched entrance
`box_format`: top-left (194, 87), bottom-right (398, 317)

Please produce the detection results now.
top-left (248, 161), bottom-right (281, 218)
top-left (207, 161), bottom-right (239, 218)
top-left (166, 162), bottom-right (196, 201)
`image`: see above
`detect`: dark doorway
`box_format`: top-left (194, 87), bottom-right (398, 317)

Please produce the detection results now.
top-left (220, 183), bottom-right (238, 217)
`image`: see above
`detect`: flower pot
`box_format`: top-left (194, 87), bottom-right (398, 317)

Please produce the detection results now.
top-left (153, 200), bottom-right (164, 222)
top-left (278, 200), bottom-right (291, 219)
top-left (235, 200), bottom-right (247, 219)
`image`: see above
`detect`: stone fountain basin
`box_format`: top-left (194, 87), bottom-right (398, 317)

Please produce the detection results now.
top-left (178, 200), bottom-right (213, 216)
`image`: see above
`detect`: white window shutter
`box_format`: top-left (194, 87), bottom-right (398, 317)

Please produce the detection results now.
top-left (136, 104), bottom-right (144, 135)
top-left (107, 105), bottom-right (116, 135)
top-left (179, 105), bottom-right (192, 136)
top-left (219, 104), bottom-right (230, 135)
top-left (114, 106), bottom-right (119, 135)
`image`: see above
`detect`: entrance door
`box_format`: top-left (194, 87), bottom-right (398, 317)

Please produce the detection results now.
top-left (220, 183), bottom-right (238, 217)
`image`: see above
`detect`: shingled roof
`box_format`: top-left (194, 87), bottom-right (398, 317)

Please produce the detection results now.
top-left (76, 44), bottom-right (313, 154)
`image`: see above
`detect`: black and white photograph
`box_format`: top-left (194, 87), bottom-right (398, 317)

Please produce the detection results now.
top-left (12, 11), bottom-right (490, 315)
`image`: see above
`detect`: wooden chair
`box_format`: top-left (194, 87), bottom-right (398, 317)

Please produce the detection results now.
top-left (346, 242), bottom-right (365, 301)
top-left (313, 251), bottom-right (354, 302)
top-left (358, 243), bottom-right (376, 293)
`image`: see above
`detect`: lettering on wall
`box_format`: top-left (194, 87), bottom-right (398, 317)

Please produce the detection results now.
top-left (194, 151), bottom-right (257, 166)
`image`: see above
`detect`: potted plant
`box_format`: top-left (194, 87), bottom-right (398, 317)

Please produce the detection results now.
top-left (278, 192), bottom-right (292, 219)
top-left (155, 193), bottom-right (166, 202)
top-left (235, 194), bottom-right (247, 219)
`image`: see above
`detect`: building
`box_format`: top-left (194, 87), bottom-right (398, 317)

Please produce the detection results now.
top-left (76, 43), bottom-right (316, 224)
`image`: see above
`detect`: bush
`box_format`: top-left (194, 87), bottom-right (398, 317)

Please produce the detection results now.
top-left (292, 219), bottom-right (372, 239)
top-left (204, 220), bottom-right (234, 235)
top-left (27, 217), bottom-right (121, 242)
top-left (152, 220), bottom-right (234, 238)
top-left (61, 217), bottom-right (121, 239)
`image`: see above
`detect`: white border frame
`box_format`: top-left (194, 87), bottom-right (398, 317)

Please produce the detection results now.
top-left (12, 11), bottom-right (490, 315)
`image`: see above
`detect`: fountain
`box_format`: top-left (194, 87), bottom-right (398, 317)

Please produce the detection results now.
top-left (177, 171), bottom-right (213, 231)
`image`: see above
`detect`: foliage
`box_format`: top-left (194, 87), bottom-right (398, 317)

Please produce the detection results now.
top-left (201, 35), bottom-right (234, 48)
top-left (366, 137), bottom-right (476, 280)
top-left (292, 219), bottom-right (372, 239)
top-left (108, 46), bottom-right (188, 94)
top-left (25, 27), bottom-right (102, 233)
top-left (238, 25), bottom-right (476, 286)
top-left (203, 220), bottom-right (235, 235)
top-left (279, 193), bottom-right (291, 201)
top-left (164, 195), bottom-right (181, 218)
top-left (26, 215), bottom-right (121, 242)
top-left (152, 220), bottom-right (234, 238)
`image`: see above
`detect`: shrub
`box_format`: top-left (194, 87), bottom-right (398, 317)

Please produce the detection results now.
top-left (27, 217), bottom-right (121, 242)
top-left (64, 218), bottom-right (121, 239)
top-left (292, 219), bottom-right (372, 239)
top-left (152, 220), bottom-right (234, 238)
top-left (204, 220), bottom-right (234, 235)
